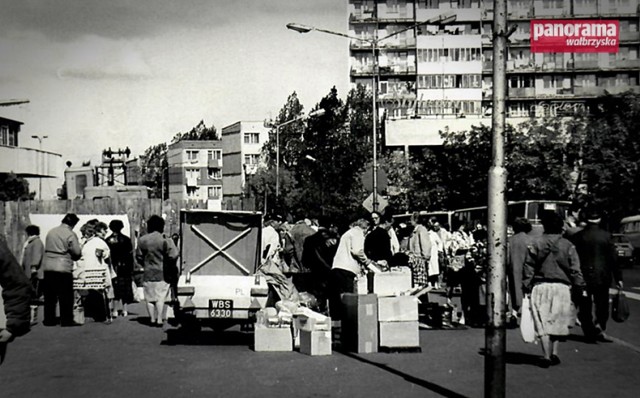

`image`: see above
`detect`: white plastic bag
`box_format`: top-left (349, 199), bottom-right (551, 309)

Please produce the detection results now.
top-left (520, 295), bottom-right (536, 343)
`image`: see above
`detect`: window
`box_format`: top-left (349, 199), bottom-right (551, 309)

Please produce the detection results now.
top-left (186, 186), bottom-right (200, 198)
top-left (387, 0), bottom-right (399, 13)
top-left (207, 149), bottom-right (222, 160)
top-left (8, 131), bottom-right (16, 147)
top-left (208, 168), bottom-right (222, 180)
top-left (208, 186), bottom-right (222, 199)
top-left (0, 126), bottom-right (7, 146)
top-left (186, 150), bottom-right (199, 161)
top-left (244, 154), bottom-right (259, 165)
top-left (186, 168), bottom-right (200, 180)
top-left (244, 132), bottom-right (260, 144)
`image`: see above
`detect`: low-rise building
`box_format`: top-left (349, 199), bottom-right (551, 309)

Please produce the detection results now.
top-left (167, 140), bottom-right (223, 207)
top-left (0, 116), bottom-right (62, 182)
top-left (221, 121), bottom-right (269, 208)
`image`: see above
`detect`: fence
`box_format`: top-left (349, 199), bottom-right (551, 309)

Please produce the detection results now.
top-left (0, 198), bottom-right (214, 259)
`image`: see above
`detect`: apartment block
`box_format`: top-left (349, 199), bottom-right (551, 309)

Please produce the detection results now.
top-left (167, 140), bottom-right (223, 206)
top-left (220, 121), bottom-right (270, 202)
top-left (347, 0), bottom-right (640, 149)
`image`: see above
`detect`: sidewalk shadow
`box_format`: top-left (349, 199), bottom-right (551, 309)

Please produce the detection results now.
top-left (478, 348), bottom-right (540, 366)
top-left (338, 350), bottom-right (470, 398)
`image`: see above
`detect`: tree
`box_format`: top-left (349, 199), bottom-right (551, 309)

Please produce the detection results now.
top-left (171, 120), bottom-right (218, 143)
top-left (140, 143), bottom-right (168, 199)
top-left (580, 91), bottom-right (640, 226)
top-left (0, 173), bottom-right (35, 201)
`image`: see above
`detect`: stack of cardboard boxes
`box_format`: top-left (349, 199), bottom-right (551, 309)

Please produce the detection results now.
top-left (378, 296), bottom-right (420, 349)
top-left (294, 309), bottom-right (332, 356)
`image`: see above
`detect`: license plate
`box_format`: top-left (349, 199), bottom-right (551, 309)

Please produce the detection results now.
top-left (209, 299), bottom-right (233, 318)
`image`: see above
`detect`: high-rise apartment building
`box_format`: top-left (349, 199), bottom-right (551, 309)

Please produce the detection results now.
top-left (347, 0), bottom-right (640, 150)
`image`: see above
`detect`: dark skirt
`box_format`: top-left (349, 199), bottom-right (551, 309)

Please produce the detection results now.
top-left (112, 276), bottom-right (134, 303)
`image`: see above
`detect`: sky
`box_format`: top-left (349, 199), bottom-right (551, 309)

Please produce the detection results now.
top-left (0, 0), bottom-right (350, 196)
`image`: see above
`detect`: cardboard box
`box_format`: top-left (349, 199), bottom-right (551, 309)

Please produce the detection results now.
top-left (300, 330), bottom-right (332, 356)
top-left (378, 296), bottom-right (419, 322)
top-left (254, 326), bottom-right (293, 352)
top-left (341, 294), bottom-right (378, 353)
top-left (367, 268), bottom-right (412, 296)
top-left (379, 321), bottom-right (420, 348)
top-left (356, 276), bottom-right (368, 294)
top-left (294, 314), bottom-right (331, 332)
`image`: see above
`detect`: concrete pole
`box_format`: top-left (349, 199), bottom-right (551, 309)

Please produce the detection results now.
top-left (485, 0), bottom-right (508, 397)
top-left (372, 41), bottom-right (379, 212)
top-left (276, 125), bottom-right (280, 201)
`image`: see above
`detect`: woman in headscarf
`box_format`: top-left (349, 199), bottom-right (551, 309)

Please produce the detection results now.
top-left (106, 220), bottom-right (135, 317)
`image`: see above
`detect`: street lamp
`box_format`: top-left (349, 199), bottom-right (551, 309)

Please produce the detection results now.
top-left (265, 108), bottom-right (326, 200)
top-left (31, 135), bottom-right (48, 200)
top-left (288, 12), bottom-right (456, 212)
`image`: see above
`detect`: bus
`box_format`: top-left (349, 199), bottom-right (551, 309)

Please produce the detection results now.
top-left (619, 215), bottom-right (640, 255)
top-left (451, 200), bottom-right (572, 235)
top-left (392, 210), bottom-right (454, 228)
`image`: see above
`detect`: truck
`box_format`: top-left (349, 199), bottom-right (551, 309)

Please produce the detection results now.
top-left (169, 210), bottom-right (269, 334)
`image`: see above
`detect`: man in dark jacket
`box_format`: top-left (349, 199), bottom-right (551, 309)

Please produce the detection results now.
top-left (364, 213), bottom-right (394, 267)
top-left (507, 217), bottom-right (532, 319)
top-left (571, 210), bottom-right (623, 343)
top-left (1, 236), bottom-right (32, 363)
top-left (301, 217), bottom-right (338, 314)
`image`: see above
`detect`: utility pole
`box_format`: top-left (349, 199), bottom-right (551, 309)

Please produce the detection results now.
top-left (31, 135), bottom-right (48, 200)
top-left (485, 0), bottom-right (509, 397)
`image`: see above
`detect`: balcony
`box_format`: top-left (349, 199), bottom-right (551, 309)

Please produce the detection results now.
top-left (378, 65), bottom-right (416, 76)
top-left (350, 40), bottom-right (374, 50)
top-left (620, 31), bottom-right (640, 42)
top-left (573, 60), bottom-right (599, 70)
top-left (606, 59), bottom-right (640, 70)
top-left (208, 158), bottom-right (222, 168)
top-left (379, 37), bottom-right (416, 49)
top-left (509, 87), bottom-right (536, 98)
top-left (349, 11), bottom-right (376, 23)
top-left (0, 146), bottom-right (62, 178)
top-left (572, 87), bottom-right (604, 97)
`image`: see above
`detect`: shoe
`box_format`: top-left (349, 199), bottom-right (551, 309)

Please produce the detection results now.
top-left (596, 334), bottom-right (613, 343)
top-left (112, 311), bottom-right (119, 318)
top-left (538, 358), bottom-right (552, 368)
top-left (550, 355), bottom-right (561, 366)
top-left (122, 311), bottom-right (128, 317)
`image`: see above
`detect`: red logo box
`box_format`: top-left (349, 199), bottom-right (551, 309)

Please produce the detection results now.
top-left (530, 20), bottom-right (619, 53)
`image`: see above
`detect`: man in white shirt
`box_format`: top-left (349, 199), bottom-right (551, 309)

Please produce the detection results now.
top-left (261, 215), bottom-right (283, 265)
top-left (329, 218), bottom-right (374, 321)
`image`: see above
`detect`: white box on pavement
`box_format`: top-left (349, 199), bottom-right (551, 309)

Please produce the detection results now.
top-left (379, 321), bottom-right (420, 348)
top-left (378, 296), bottom-right (419, 322)
top-left (367, 268), bottom-right (412, 296)
top-left (300, 330), bottom-right (332, 356)
top-left (254, 326), bottom-right (293, 352)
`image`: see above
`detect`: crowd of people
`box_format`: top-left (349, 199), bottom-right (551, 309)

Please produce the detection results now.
top-left (257, 211), bottom-right (492, 328)
top-left (5, 213), bottom-right (178, 329)
top-left (0, 206), bottom-right (624, 370)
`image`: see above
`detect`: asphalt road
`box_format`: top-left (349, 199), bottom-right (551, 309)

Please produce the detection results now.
top-left (2, 266), bottom-right (640, 398)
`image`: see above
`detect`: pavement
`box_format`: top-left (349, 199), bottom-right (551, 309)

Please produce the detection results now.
top-left (0, 295), bottom-right (639, 398)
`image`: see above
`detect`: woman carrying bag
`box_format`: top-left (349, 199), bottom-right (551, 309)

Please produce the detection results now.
top-left (522, 211), bottom-right (587, 368)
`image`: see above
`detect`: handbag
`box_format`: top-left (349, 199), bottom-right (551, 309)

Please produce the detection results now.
top-left (520, 295), bottom-right (536, 343)
top-left (163, 239), bottom-right (179, 285)
top-left (612, 289), bottom-right (630, 323)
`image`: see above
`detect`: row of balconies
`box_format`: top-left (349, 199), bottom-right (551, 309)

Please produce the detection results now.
top-left (481, 59), bottom-right (640, 73)
top-left (482, 84), bottom-right (640, 99)
top-left (482, 5), bottom-right (639, 20)
top-left (350, 37), bottom-right (417, 50)
top-left (350, 64), bottom-right (417, 76)
top-left (482, 31), bottom-right (640, 47)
